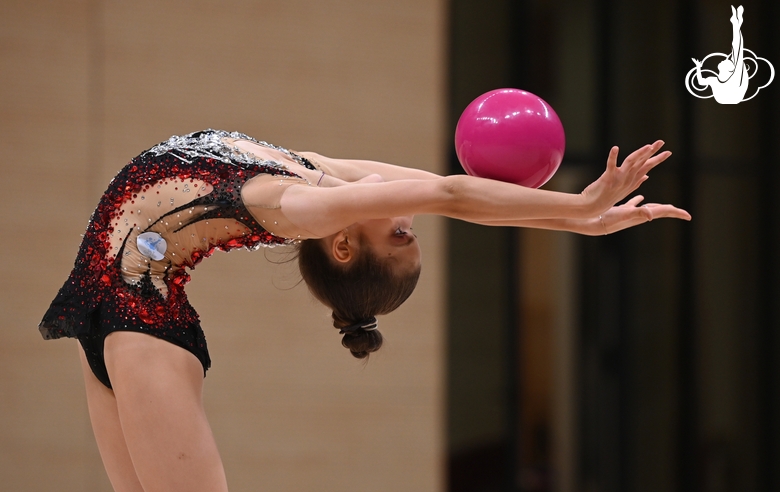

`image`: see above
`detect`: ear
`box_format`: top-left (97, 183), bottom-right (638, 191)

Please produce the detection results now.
top-left (330, 229), bottom-right (354, 264)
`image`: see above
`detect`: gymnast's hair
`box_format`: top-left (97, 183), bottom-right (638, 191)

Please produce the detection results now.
top-left (296, 235), bottom-right (421, 358)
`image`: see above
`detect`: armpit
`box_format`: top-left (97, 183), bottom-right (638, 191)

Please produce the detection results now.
top-left (242, 174), bottom-right (320, 240)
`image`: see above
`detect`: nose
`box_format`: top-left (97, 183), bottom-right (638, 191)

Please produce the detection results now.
top-left (394, 215), bottom-right (414, 229)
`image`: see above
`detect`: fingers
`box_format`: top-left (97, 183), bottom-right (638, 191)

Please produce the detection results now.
top-left (607, 146), bottom-right (619, 170)
top-left (620, 144), bottom-right (650, 168)
top-left (597, 140), bottom-right (674, 213)
top-left (621, 141), bottom-right (672, 183)
top-left (621, 141), bottom-right (665, 172)
top-left (626, 195), bottom-right (645, 206)
top-left (640, 204), bottom-right (653, 222)
top-left (645, 204), bottom-right (692, 220)
top-left (608, 140), bottom-right (668, 178)
top-left (641, 141), bottom-right (666, 167)
top-left (639, 149), bottom-right (672, 175)
top-left (614, 200), bottom-right (691, 221)
top-left (600, 200), bottom-right (690, 235)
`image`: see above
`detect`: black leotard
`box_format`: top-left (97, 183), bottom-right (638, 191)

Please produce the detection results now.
top-left (39, 129), bottom-right (316, 388)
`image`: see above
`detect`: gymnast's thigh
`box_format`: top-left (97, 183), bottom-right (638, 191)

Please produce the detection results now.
top-left (103, 331), bottom-right (228, 492)
top-left (78, 344), bottom-right (144, 492)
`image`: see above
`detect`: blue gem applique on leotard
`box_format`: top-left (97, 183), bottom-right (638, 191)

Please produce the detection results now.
top-left (136, 232), bottom-right (167, 261)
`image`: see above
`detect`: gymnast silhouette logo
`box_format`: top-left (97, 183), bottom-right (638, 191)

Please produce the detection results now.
top-left (685, 5), bottom-right (774, 104)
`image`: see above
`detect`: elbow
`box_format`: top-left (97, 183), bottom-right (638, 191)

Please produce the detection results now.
top-left (356, 173), bottom-right (384, 184)
top-left (436, 175), bottom-right (468, 215)
top-left (440, 175), bottom-right (466, 198)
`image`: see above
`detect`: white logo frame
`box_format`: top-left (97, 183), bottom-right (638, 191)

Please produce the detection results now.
top-left (684, 5), bottom-right (774, 104)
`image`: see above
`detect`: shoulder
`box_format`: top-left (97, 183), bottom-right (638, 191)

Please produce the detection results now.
top-left (242, 175), bottom-right (321, 239)
top-left (241, 173), bottom-right (309, 207)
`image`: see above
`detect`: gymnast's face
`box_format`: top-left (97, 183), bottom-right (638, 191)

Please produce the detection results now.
top-left (331, 216), bottom-right (422, 271)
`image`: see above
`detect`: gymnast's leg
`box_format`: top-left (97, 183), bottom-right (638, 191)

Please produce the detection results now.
top-left (730, 5), bottom-right (745, 69)
top-left (103, 331), bottom-right (229, 492)
top-left (78, 345), bottom-right (144, 492)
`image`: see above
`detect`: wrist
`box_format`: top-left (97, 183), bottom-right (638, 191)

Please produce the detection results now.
top-left (563, 217), bottom-right (590, 235)
top-left (577, 192), bottom-right (601, 219)
top-left (573, 216), bottom-right (604, 236)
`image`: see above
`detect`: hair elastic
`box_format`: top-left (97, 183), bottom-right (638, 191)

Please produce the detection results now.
top-left (339, 316), bottom-right (378, 334)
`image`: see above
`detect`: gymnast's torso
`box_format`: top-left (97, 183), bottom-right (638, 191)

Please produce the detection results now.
top-left (105, 130), bottom-right (321, 296)
top-left (39, 129), bottom-right (321, 387)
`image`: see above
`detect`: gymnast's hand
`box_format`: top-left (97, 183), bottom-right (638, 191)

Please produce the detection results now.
top-left (580, 141), bottom-right (671, 216)
top-left (583, 195), bottom-right (691, 236)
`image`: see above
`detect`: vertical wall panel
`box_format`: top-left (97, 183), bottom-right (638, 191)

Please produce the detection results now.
top-left (0, 1), bottom-right (447, 491)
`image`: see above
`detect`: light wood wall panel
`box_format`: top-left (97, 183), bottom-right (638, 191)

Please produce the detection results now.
top-left (0, 1), bottom-right (447, 490)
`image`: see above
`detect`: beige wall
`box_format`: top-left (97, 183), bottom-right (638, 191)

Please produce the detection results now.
top-left (0, 1), bottom-right (447, 490)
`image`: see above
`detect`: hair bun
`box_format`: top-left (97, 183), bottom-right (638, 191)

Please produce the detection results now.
top-left (333, 313), bottom-right (383, 359)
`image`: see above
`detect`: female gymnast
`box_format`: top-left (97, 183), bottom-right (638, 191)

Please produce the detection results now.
top-left (39, 129), bottom-right (689, 491)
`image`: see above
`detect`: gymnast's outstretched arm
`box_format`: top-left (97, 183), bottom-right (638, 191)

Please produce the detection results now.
top-left (298, 151), bottom-right (443, 182)
top-left (255, 141), bottom-right (676, 237)
top-left (693, 58), bottom-right (711, 87)
top-left (475, 195), bottom-right (690, 235)
top-left (301, 148), bottom-right (689, 235)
